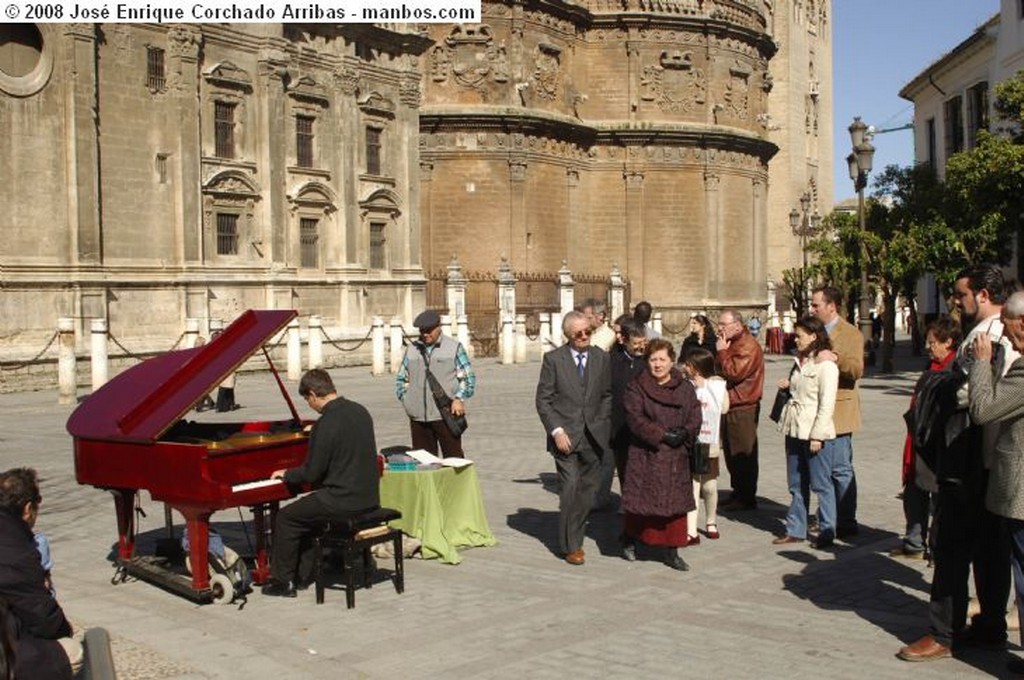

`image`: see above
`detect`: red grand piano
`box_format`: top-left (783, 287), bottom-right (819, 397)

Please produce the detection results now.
top-left (68, 309), bottom-right (312, 604)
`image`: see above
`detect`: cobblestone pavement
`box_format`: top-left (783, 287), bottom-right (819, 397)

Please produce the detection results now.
top-left (0, 340), bottom-right (1016, 679)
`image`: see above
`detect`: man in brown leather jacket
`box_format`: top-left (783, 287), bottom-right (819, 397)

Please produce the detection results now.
top-left (716, 310), bottom-right (765, 510)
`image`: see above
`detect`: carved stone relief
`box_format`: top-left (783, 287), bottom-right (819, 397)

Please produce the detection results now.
top-left (640, 50), bottom-right (706, 113)
top-left (530, 42), bottom-right (561, 100)
top-left (723, 60), bottom-right (752, 119)
top-left (430, 25), bottom-right (507, 90)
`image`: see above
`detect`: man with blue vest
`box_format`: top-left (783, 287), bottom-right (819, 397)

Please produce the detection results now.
top-left (396, 310), bottom-right (476, 457)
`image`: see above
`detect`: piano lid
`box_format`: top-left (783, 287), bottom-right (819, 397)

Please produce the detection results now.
top-left (67, 309), bottom-right (297, 443)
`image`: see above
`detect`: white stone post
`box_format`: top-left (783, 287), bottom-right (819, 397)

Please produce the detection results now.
top-left (184, 318), bottom-right (200, 348)
top-left (539, 313), bottom-right (554, 353)
top-left (308, 315), bottom-right (323, 369)
top-left (782, 311), bottom-right (796, 333)
top-left (287, 318), bottom-right (301, 381)
top-left (501, 316), bottom-right (515, 365)
top-left (609, 264), bottom-right (625, 323)
top-left (445, 254), bottom-right (467, 321)
top-left (514, 314), bottom-right (527, 363)
top-left (371, 316), bottom-right (386, 376)
top-left (457, 315), bottom-right (472, 358)
top-left (440, 313), bottom-right (453, 340)
top-left (90, 318), bottom-right (108, 392)
top-left (551, 312), bottom-right (564, 347)
top-left (389, 317), bottom-right (405, 374)
top-left (558, 260), bottom-right (574, 315)
top-left (766, 276), bottom-right (778, 327)
top-left (209, 318), bottom-right (225, 336)
top-left (497, 255), bottom-right (516, 322)
top-left (653, 312), bottom-right (663, 336)
top-left (57, 317), bottom-right (76, 405)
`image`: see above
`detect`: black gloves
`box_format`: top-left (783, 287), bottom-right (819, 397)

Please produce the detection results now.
top-left (662, 427), bottom-right (687, 448)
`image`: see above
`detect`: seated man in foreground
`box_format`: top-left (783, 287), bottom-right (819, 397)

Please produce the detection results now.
top-left (0, 468), bottom-right (83, 679)
top-left (262, 369), bottom-right (381, 597)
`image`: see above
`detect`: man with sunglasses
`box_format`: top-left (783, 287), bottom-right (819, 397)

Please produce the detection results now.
top-left (396, 309), bottom-right (476, 457)
top-left (536, 311), bottom-right (613, 565)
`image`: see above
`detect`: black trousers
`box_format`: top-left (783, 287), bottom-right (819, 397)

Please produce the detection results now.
top-left (722, 406), bottom-right (759, 506)
top-left (552, 431), bottom-right (602, 555)
top-left (929, 473), bottom-right (1011, 645)
top-left (269, 492), bottom-right (374, 584)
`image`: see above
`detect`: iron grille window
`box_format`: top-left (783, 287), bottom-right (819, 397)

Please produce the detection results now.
top-left (366, 128), bottom-right (381, 176)
top-left (216, 213), bottom-right (239, 255)
top-left (369, 222), bottom-right (386, 270)
top-left (296, 115), bottom-right (314, 168)
top-left (146, 47), bottom-right (165, 91)
top-left (214, 102), bottom-right (236, 159)
top-left (300, 218), bottom-right (319, 268)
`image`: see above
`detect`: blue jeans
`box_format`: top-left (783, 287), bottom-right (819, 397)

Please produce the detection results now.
top-left (784, 437), bottom-right (835, 540)
top-left (824, 434), bottom-right (857, 533)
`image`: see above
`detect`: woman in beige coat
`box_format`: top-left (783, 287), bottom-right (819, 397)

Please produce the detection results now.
top-left (772, 316), bottom-right (838, 547)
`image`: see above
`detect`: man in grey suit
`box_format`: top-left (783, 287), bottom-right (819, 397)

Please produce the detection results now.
top-left (535, 310), bottom-right (613, 565)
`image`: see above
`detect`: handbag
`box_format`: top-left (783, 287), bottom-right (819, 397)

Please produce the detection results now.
top-left (690, 442), bottom-right (712, 475)
top-left (768, 365), bottom-right (796, 424)
top-left (768, 387), bottom-right (791, 424)
top-left (418, 347), bottom-right (469, 437)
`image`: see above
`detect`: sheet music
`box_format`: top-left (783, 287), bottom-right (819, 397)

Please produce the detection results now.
top-left (232, 479), bottom-right (284, 493)
top-left (404, 449), bottom-right (474, 468)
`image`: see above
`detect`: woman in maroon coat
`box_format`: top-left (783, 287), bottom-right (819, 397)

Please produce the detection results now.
top-left (621, 339), bottom-right (703, 570)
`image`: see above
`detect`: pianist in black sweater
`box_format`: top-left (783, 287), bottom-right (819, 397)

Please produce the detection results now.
top-left (261, 369), bottom-right (381, 598)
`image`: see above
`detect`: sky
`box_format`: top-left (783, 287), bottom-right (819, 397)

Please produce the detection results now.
top-left (831, 0), bottom-right (1001, 201)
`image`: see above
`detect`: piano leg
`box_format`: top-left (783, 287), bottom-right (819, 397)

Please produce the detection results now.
top-left (249, 501), bottom-right (279, 586)
top-left (180, 509), bottom-right (213, 591)
top-left (110, 488), bottom-right (137, 562)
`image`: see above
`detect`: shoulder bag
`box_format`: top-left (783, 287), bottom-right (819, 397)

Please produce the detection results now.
top-left (418, 346), bottom-right (469, 438)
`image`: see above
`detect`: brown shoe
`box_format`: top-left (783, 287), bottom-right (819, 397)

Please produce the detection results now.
top-left (897, 635), bottom-right (952, 662)
top-left (772, 535), bottom-right (804, 545)
top-left (565, 549), bottom-right (585, 565)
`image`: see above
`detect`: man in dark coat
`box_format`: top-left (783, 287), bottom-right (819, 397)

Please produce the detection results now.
top-left (262, 369), bottom-right (381, 597)
top-left (535, 311), bottom-right (613, 566)
top-left (0, 468), bottom-right (82, 680)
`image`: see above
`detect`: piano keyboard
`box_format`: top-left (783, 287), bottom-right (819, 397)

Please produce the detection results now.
top-left (231, 479), bottom-right (284, 493)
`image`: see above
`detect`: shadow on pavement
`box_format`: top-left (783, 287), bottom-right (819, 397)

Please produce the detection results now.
top-left (507, 507), bottom-right (561, 556)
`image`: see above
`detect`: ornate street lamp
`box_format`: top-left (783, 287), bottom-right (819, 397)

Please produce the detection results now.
top-left (848, 116), bottom-right (876, 364)
top-left (789, 191), bottom-right (822, 314)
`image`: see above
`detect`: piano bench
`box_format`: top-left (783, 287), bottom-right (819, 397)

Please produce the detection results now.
top-left (312, 507), bottom-right (404, 608)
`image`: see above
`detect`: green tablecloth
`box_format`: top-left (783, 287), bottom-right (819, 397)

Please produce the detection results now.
top-left (379, 465), bottom-right (497, 564)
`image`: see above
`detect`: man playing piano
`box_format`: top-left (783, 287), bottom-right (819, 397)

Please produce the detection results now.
top-left (261, 369), bottom-right (381, 598)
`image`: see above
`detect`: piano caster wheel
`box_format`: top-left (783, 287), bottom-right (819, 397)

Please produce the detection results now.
top-left (209, 573), bottom-right (235, 605)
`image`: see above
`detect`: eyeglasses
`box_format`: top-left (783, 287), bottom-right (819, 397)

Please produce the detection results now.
top-left (572, 329), bottom-right (593, 339)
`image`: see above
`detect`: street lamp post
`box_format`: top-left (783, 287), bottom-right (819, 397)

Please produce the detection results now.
top-left (848, 116), bottom-right (876, 366)
top-left (788, 191), bottom-right (822, 315)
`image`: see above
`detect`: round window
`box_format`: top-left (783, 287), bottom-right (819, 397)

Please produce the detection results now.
top-left (0, 24), bottom-right (53, 97)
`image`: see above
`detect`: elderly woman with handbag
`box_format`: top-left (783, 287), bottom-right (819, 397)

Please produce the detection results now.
top-left (621, 339), bottom-right (703, 570)
top-left (772, 316), bottom-right (839, 548)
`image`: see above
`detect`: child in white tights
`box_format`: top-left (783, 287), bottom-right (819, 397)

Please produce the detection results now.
top-left (681, 347), bottom-right (729, 541)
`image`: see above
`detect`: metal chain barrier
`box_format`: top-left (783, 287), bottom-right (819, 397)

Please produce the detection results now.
top-left (0, 331), bottom-right (59, 372)
top-left (166, 331), bottom-right (187, 352)
top-left (107, 332), bottom-right (149, 361)
top-left (318, 325), bottom-right (373, 352)
top-left (660, 320), bottom-right (690, 337)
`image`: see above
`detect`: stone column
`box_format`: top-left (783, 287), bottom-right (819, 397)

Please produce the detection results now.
top-left (457, 315), bottom-right (472, 358)
top-left (509, 156), bottom-right (528, 269)
top-left (287, 318), bottom-right (301, 381)
top-left (445, 255), bottom-right (467, 320)
top-left (609, 265), bottom-right (626, 324)
top-left (558, 261), bottom-right (574, 314)
top-left (62, 24), bottom-right (101, 266)
top-left (500, 316), bottom-right (515, 365)
top-left (705, 172), bottom-right (722, 300)
top-left (624, 168), bottom-right (645, 298)
top-left (514, 314), bottom-right (527, 363)
top-left (308, 315), bottom-right (323, 369)
top-left (257, 42), bottom-right (291, 266)
top-left (766, 276), bottom-right (778, 327)
top-left (652, 312), bottom-right (663, 336)
top-left (167, 26), bottom-right (201, 263)
top-left (371, 316), bottom-right (386, 376)
top-left (58, 317), bottom-right (76, 405)
top-left (90, 318), bottom-right (108, 392)
top-left (497, 256), bottom-right (516, 325)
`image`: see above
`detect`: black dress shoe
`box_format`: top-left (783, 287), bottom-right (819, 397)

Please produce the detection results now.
top-left (260, 579), bottom-right (297, 598)
top-left (664, 549), bottom-right (690, 571)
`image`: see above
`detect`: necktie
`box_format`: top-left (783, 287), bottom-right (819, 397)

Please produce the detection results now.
top-left (576, 352), bottom-right (586, 380)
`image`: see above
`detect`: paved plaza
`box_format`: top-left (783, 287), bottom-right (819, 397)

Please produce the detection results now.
top-left (0, 340), bottom-right (1016, 679)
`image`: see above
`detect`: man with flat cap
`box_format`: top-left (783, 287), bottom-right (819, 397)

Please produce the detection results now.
top-left (396, 310), bottom-right (476, 457)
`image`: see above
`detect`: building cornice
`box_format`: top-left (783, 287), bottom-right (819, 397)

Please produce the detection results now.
top-left (899, 14), bottom-right (999, 101)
